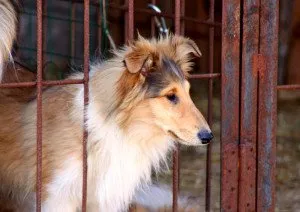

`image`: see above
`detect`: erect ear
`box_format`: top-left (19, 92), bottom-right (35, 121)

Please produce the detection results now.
top-left (124, 50), bottom-right (153, 76)
top-left (172, 35), bottom-right (202, 58)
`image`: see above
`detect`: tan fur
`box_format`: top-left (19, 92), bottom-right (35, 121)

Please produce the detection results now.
top-left (0, 35), bottom-right (210, 210)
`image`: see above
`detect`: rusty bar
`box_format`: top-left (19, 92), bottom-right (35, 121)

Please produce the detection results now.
top-left (180, 0), bottom-right (185, 36)
top-left (128, 0), bottom-right (134, 40)
top-left (124, 0), bottom-right (128, 42)
top-left (189, 73), bottom-right (221, 79)
top-left (36, 0), bottom-right (43, 211)
top-left (43, 0), bottom-right (47, 65)
top-left (96, 3), bottom-right (102, 55)
top-left (82, 0), bottom-right (90, 211)
top-left (205, 0), bottom-right (214, 211)
top-left (150, 0), bottom-right (156, 37)
top-left (221, 0), bottom-right (240, 211)
top-left (172, 1), bottom-right (181, 211)
top-left (239, 1), bottom-right (260, 211)
top-left (59, 0), bottom-right (222, 27)
top-left (257, 0), bottom-right (279, 211)
top-left (0, 79), bottom-right (84, 88)
top-left (0, 82), bottom-right (37, 88)
top-left (127, 0), bottom-right (134, 41)
top-left (42, 79), bottom-right (84, 86)
top-left (71, 2), bottom-right (76, 63)
top-left (277, 84), bottom-right (300, 90)
top-left (181, 16), bottom-right (221, 27)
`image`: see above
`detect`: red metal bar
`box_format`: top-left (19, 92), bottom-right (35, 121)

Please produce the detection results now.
top-left (36, 0), bottom-right (43, 211)
top-left (277, 84), bottom-right (300, 90)
top-left (96, 3), bottom-right (102, 55)
top-left (150, 0), bottom-right (156, 37)
top-left (189, 73), bottom-right (221, 79)
top-left (82, 0), bottom-right (90, 211)
top-left (59, 0), bottom-right (222, 27)
top-left (205, 0), bottom-right (214, 211)
top-left (0, 79), bottom-right (84, 88)
top-left (42, 79), bottom-right (84, 86)
top-left (0, 82), bottom-right (37, 88)
top-left (221, 0), bottom-right (240, 211)
top-left (257, 1), bottom-right (279, 211)
top-left (172, 1), bottom-right (181, 211)
top-left (127, 0), bottom-right (134, 41)
top-left (71, 2), bottom-right (76, 63)
top-left (239, 1), bottom-right (260, 211)
top-left (180, 0), bottom-right (185, 36)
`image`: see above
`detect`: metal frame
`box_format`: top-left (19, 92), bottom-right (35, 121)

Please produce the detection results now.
top-left (1, 0), bottom-right (296, 212)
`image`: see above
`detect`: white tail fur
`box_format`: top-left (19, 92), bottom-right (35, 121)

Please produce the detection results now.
top-left (0, 0), bottom-right (17, 81)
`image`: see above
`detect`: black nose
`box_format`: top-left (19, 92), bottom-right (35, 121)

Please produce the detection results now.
top-left (197, 130), bottom-right (213, 144)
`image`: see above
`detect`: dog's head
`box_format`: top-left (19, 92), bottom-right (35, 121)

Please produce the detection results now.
top-left (116, 35), bottom-right (213, 146)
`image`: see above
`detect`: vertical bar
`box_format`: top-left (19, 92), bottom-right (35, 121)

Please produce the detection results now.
top-left (71, 2), bottom-right (76, 64)
top-left (239, 1), bottom-right (260, 211)
top-left (96, 5), bottom-right (102, 56)
top-left (150, 0), bottom-right (156, 37)
top-left (82, 0), bottom-right (90, 211)
top-left (180, 0), bottom-right (185, 35)
top-left (257, 0), bottom-right (278, 211)
top-left (205, 0), bottom-right (214, 211)
top-left (172, 1), bottom-right (181, 211)
top-left (36, 0), bottom-right (43, 211)
top-left (126, 0), bottom-right (134, 42)
top-left (43, 0), bottom-right (47, 65)
top-left (221, 0), bottom-right (240, 211)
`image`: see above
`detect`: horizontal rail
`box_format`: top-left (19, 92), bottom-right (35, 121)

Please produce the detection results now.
top-left (277, 84), bottom-right (300, 90)
top-left (0, 82), bottom-right (36, 88)
top-left (0, 79), bottom-right (84, 88)
top-left (190, 73), bottom-right (221, 79)
top-left (59, 0), bottom-right (221, 27)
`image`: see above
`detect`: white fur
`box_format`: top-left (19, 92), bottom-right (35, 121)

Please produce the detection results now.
top-left (0, 0), bottom-right (16, 80)
top-left (40, 81), bottom-right (174, 211)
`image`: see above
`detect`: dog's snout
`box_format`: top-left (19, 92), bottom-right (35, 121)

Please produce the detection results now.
top-left (197, 130), bottom-right (213, 144)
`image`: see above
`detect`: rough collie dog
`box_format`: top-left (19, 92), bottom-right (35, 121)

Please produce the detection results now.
top-left (0, 2), bottom-right (213, 212)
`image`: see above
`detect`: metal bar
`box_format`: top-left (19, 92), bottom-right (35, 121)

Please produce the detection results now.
top-left (150, 0), bottom-right (156, 37)
top-left (181, 16), bottom-right (221, 27)
top-left (221, 0), bottom-right (240, 211)
top-left (239, 1), bottom-right (260, 211)
top-left (189, 73), bottom-right (221, 79)
top-left (172, 1), bottom-right (181, 211)
top-left (96, 3), bottom-right (102, 55)
top-left (59, 0), bottom-right (222, 27)
top-left (127, 0), bottom-right (134, 41)
top-left (71, 2), bottom-right (76, 63)
top-left (42, 79), bottom-right (85, 86)
top-left (82, 0), bottom-right (90, 211)
top-left (257, 1), bottom-right (279, 211)
top-left (277, 84), bottom-right (300, 90)
top-left (180, 0), bottom-right (185, 37)
top-left (205, 0), bottom-right (214, 210)
top-left (0, 79), bottom-right (84, 88)
top-left (36, 0), bottom-right (43, 211)
top-left (0, 82), bottom-right (37, 88)
top-left (124, 0), bottom-right (129, 42)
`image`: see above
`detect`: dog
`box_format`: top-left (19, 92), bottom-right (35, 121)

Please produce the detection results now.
top-left (0, 2), bottom-right (213, 211)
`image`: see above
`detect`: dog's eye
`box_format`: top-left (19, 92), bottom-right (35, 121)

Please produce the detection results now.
top-left (166, 94), bottom-right (178, 104)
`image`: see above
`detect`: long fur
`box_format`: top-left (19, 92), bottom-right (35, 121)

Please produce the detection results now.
top-left (0, 0), bottom-right (17, 81)
top-left (0, 3), bottom-right (211, 212)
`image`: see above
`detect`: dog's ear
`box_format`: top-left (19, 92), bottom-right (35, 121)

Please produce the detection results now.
top-left (124, 50), bottom-right (153, 76)
top-left (172, 35), bottom-right (202, 58)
